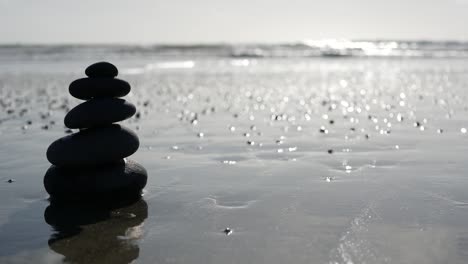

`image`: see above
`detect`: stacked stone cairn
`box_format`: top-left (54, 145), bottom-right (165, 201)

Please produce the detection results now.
top-left (44, 62), bottom-right (147, 201)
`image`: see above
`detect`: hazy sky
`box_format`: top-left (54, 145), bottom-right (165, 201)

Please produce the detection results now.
top-left (1, 0), bottom-right (467, 44)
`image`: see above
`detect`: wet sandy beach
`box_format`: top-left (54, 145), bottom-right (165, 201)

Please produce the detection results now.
top-left (1, 49), bottom-right (468, 263)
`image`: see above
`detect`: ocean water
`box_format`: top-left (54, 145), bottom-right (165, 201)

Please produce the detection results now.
top-left (1, 41), bottom-right (468, 263)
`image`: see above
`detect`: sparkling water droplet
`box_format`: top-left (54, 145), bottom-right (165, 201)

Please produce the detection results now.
top-left (319, 126), bottom-right (328, 134)
top-left (345, 165), bottom-right (352, 173)
top-left (288, 147), bottom-right (297, 152)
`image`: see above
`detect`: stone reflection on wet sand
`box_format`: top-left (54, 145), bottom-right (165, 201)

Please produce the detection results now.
top-left (45, 199), bottom-right (148, 264)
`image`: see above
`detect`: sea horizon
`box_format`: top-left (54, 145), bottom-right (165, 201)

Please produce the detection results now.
top-left (2, 39), bottom-right (468, 59)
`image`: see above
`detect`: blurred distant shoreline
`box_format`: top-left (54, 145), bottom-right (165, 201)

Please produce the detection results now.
top-left (1, 40), bottom-right (468, 59)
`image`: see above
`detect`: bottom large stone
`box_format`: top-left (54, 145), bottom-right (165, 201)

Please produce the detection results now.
top-left (44, 159), bottom-right (147, 201)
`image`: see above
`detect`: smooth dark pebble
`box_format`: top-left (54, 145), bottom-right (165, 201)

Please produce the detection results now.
top-left (47, 124), bottom-right (139, 167)
top-left (69, 78), bottom-right (130, 100)
top-left (44, 159), bottom-right (147, 200)
top-left (85, 62), bottom-right (118, 78)
top-left (327, 149), bottom-right (334, 154)
top-left (64, 98), bottom-right (136, 128)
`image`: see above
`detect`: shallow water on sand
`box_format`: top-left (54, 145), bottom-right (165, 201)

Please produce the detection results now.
top-left (1, 55), bottom-right (468, 263)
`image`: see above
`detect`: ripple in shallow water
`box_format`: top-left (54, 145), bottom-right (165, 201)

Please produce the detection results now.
top-left (201, 196), bottom-right (256, 209)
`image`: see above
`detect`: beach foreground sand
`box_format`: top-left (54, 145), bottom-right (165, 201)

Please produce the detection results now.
top-left (1, 48), bottom-right (468, 263)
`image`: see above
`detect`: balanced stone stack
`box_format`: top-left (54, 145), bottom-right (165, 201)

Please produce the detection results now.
top-left (44, 62), bottom-right (147, 201)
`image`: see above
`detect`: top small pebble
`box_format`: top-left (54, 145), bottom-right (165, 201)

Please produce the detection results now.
top-left (85, 62), bottom-right (118, 78)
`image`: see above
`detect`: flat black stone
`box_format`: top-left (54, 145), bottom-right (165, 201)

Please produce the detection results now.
top-left (69, 78), bottom-right (131, 100)
top-left (64, 98), bottom-right (136, 129)
top-left (44, 159), bottom-right (147, 200)
top-left (85, 62), bottom-right (118, 78)
top-left (47, 124), bottom-right (139, 167)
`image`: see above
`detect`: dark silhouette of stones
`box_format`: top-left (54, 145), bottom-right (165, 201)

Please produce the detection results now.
top-left (64, 98), bottom-right (136, 128)
top-left (69, 78), bottom-right (130, 100)
top-left (44, 159), bottom-right (147, 200)
top-left (47, 124), bottom-right (139, 167)
top-left (44, 62), bottom-right (147, 202)
top-left (85, 61), bottom-right (118, 78)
